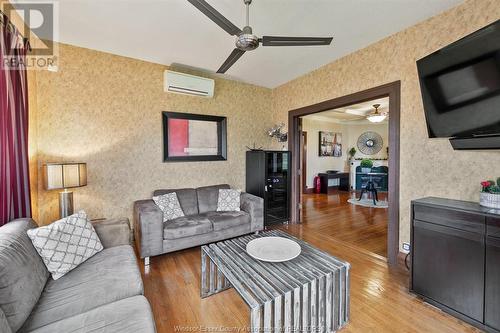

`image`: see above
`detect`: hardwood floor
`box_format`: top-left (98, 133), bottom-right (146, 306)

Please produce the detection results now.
top-left (140, 218), bottom-right (480, 332)
top-left (301, 191), bottom-right (388, 257)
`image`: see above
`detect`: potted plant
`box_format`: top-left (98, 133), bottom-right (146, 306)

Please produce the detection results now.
top-left (348, 147), bottom-right (356, 160)
top-left (360, 158), bottom-right (373, 173)
top-left (480, 179), bottom-right (500, 209)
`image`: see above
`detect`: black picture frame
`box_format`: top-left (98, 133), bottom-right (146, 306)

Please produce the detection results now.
top-left (162, 111), bottom-right (227, 162)
top-left (318, 131), bottom-right (342, 157)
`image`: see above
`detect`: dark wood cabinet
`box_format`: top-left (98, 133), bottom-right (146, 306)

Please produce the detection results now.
top-left (318, 172), bottom-right (349, 193)
top-left (246, 151), bottom-right (291, 226)
top-left (411, 198), bottom-right (500, 333)
top-left (355, 166), bottom-right (388, 191)
top-left (412, 220), bottom-right (484, 321)
top-left (486, 217), bottom-right (500, 331)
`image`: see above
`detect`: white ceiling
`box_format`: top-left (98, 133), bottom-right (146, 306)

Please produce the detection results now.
top-left (305, 97), bottom-right (389, 124)
top-left (30, 0), bottom-right (461, 88)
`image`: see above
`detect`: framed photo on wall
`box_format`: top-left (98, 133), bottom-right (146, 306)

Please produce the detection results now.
top-left (319, 131), bottom-right (342, 157)
top-left (162, 112), bottom-right (227, 162)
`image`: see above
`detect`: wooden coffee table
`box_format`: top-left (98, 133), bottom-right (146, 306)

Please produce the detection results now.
top-left (201, 230), bottom-right (350, 332)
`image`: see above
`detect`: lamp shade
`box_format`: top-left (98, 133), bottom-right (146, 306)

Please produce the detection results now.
top-left (43, 163), bottom-right (87, 190)
top-left (367, 114), bottom-right (387, 123)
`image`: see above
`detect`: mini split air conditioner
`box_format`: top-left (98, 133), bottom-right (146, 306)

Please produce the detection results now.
top-left (164, 70), bottom-right (215, 97)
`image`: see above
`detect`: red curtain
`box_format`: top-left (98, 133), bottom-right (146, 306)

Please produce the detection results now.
top-left (0, 14), bottom-right (31, 226)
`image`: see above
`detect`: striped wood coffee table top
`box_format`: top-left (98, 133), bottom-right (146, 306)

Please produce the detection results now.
top-left (201, 230), bottom-right (350, 333)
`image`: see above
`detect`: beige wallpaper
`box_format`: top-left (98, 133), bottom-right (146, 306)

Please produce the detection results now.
top-left (28, 70), bottom-right (39, 222)
top-left (32, 44), bottom-right (274, 224)
top-left (271, 0), bottom-right (500, 250)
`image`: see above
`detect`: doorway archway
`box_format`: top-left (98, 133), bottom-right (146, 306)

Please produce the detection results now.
top-left (287, 81), bottom-right (401, 265)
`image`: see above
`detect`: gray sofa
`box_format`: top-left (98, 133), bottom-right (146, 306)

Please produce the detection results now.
top-left (134, 184), bottom-right (264, 262)
top-left (0, 218), bottom-right (156, 333)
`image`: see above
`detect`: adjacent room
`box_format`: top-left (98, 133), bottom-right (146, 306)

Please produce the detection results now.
top-left (299, 97), bottom-right (390, 258)
top-left (1, 1), bottom-right (500, 333)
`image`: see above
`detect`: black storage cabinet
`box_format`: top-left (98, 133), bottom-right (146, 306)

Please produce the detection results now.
top-left (410, 197), bottom-right (500, 333)
top-left (246, 150), bottom-right (291, 226)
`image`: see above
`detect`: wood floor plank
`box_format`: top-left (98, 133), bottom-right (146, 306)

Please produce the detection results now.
top-left (302, 191), bottom-right (389, 257)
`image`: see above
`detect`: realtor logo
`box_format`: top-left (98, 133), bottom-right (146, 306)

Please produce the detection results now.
top-left (1, 1), bottom-right (59, 70)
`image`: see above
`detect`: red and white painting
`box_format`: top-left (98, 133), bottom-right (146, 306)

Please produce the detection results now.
top-left (168, 119), bottom-right (218, 156)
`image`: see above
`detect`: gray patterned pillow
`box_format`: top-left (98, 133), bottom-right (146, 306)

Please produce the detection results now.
top-left (216, 189), bottom-right (241, 212)
top-left (153, 192), bottom-right (185, 222)
top-left (27, 211), bottom-right (103, 280)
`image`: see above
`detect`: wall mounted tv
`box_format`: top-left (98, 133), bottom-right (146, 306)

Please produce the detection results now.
top-left (417, 19), bottom-right (500, 150)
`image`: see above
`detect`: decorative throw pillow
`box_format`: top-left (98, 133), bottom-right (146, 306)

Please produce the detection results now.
top-left (153, 192), bottom-right (185, 222)
top-left (26, 211), bottom-right (103, 280)
top-left (216, 189), bottom-right (241, 212)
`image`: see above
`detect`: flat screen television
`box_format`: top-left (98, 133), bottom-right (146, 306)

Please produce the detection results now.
top-left (417, 19), bottom-right (500, 141)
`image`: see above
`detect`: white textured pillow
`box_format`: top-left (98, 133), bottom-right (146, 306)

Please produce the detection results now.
top-left (217, 189), bottom-right (241, 212)
top-left (153, 192), bottom-right (185, 222)
top-left (27, 211), bottom-right (103, 280)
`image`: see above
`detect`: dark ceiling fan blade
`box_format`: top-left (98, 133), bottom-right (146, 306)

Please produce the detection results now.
top-left (217, 48), bottom-right (245, 73)
top-left (262, 36), bottom-right (333, 46)
top-left (187, 0), bottom-right (242, 36)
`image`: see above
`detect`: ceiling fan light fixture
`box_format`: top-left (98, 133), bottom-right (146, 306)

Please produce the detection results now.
top-left (188, 0), bottom-right (334, 73)
top-left (367, 114), bottom-right (387, 123)
top-left (366, 103), bottom-right (387, 123)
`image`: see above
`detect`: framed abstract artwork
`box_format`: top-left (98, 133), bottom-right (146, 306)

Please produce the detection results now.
top-left (162, 112), bottom-right (227, 162)
top-left (318, 131), bottom-right (342, 157)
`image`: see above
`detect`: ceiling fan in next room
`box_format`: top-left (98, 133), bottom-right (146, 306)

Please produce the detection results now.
top-left (187, 0), bottom-right (334, 73)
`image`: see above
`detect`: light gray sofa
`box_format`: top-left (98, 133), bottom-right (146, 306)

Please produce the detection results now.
top-left (0, 218), bottom-right (156, 333)
top-left (134, 184), bottom-right (264, 262)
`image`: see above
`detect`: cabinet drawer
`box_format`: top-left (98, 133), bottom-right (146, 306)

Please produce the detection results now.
top-left (413, 204), bottom-right (484, 233)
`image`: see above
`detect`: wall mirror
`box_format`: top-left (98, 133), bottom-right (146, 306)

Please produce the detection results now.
top-left (357, 131), bottom-right (383, 155)
top-left (162, 112), bottom-right (227, 162)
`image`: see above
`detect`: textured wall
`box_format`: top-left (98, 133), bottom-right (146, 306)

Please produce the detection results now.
top-left (33, 44), bottom-right (274, 224)
top-left (271, 0), bottom-right (500, 250)
top-left (27, 70), bottom-right (38, 222)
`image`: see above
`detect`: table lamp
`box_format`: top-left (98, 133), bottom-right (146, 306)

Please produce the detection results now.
top-left (43, 162), bottom-right (87, 218)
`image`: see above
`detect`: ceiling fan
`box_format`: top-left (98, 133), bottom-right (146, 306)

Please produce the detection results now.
top-left (187, 0), bottom-right (334, 73)
top-left (366, 104), bottom-right (388, 123)
top-left (327, 109), bottom-right (365, 122)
